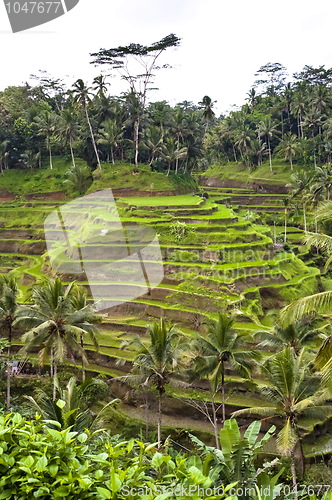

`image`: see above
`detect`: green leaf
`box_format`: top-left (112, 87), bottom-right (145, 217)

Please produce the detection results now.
top-left (244, 420), bottom-right (261, 446)
top-left (96, 487), bottom-right (112, 499)
top-left (48, 464), bottom-right (58, 477)
top-left (35, 454), bottom-right (48, 472)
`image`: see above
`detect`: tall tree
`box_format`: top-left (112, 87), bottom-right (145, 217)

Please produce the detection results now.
top-left (258, 116), bottom-right (279, 173)
top-left (127, 318), bottom-right (186, 446)
top-left (232, 348), bottom-right (330, 496)
top-left (0, 275), bottom-right (19, 410)
top-left (71, 79), bottom-right (101, 169)
top-left (14, 279), bottom-right (100, 399)
top-left (37, 111), bottom-right (57, 170)
top-left (90, 34), bottom-right (181, 167)
top-left (193, 313), bottom-right (259, 425)
top-left (276, 132), bottom-right (298, 170)
top-left (58, 109), bottom-right (79, 168)
top-left (97, 119), bottom-right (124, 164)
top-left (198, 95), bottom-right (216, 133)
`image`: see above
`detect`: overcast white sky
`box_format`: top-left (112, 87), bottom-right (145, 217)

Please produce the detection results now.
top-left (0, 0), bottom-right (332, 115)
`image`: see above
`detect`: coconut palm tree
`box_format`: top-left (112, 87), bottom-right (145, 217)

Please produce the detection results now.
top-left (127, 319), bottom-right (186, 446)
top-left (276, 132), bottom-right (298, 170)
top-left (193, 313), bottom-right (259, 425)
top-left (58, 109), bottom-right (79, 168)
top-left (14, 278), bottom-right (100, 399)
top-left (92, 74), bottom-right (109, 99)
top-left (72, 79), bottom-right (101, 169)
top-left (312, 164), bottom-right (332, 201)
top-left (26, 376), bottom-right (118, 433)
top-left (258, 116), bottom-right (279, 173)
top-left (64, 163), bottom-right (92, 197)
top-left (198, 95), bottom-right (216, 133)
top-left (37, 111), bottom-right (57, 170)
top-left (0, 275), bottom-right (19, 410)
top-left (234, 124), bottom-right (254, 165)
top-left (287, 171), bottom-right (314, 232)
top-left (232, 348), bottom-right (331, 496)
top-left (124, 91), bottom-right (143, 168)
top-left (97, 119), bottom-right (124, 164)
top-left (255, 318), bottom-right (319, 355)
top-left (161, 137), bottom-right (187, 175)
top-left (291, 93), bottom-right (306, 138)
top-left (142, 125), bottom-right (163, 165)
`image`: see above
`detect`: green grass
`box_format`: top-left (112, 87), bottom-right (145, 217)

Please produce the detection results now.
top-left (118, 194), bottom-right (203, 207)
top-left (204, 160), bottom-right (295, 186)
top-left (0, 157), bottom-right (87, 195)
top-left (87, 163), bottom-right (183, 194)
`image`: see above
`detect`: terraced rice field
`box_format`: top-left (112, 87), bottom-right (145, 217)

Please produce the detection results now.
top-left (0, 181), bottom-right (322, 443)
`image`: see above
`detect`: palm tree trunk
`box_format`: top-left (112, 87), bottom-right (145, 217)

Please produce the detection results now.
top-left (145, 391), bottom-right (150, 439)
top-left (53, 356), bottom-right (57, 401)
top-left (111, 146), bottom-right (115, 165)
top-left (291, 449), bottom-right (298, 500)
top-left (134, 119), bottom-right (139, 168)
top-left (85, 107), bottom-right (101, 169)
top-left (303, 204), bottom-right (307, 232)
top-left (290, 156), bottom-right (293, 171)
top-left (157, 391), bottom-right (162, 448)
top-left (232, 145), bottom-right (237, 162)
top-left (81, 334), bottom-right (85, 382)
top-left (69, 137), bottom-right (76, 168)
top-left (268, 136), bottom-right (273, 173)
top-left (48, 140), bottom-right (53, 170)
top-left (211, 396), bottom-right (220, 450)
top-left (221, 365), bottom-right (226, 423)
top-left (6, 324), bottom-right (12, 411)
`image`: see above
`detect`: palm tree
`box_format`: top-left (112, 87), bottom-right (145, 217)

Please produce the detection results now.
top-left (127, 319), bottom-right (186, 446)
top-left (37, 111), bottom-right (57, 170)
top-left (291, 93), bottom-right (306, 138)
top-left (232, 348), bottom-right (331, 495)
top-left (64, 163), bottom-right (92, 196)
top-left (255, 318), bottom-right (319, 355)
top-left (97, 119), bottom-right (124, 164)
top-left (198, 95), bottom-right (216, 133)
top-left (193, 313), bottom-right (259, 425)
top-left (313, 164), bottom-right (332, 201)
top-left (258, 116), bottom-right (279, 173)
top-left (161, 137), bottom-right (187, 175)
top-left (14, 278), bottom-right (100, 399)
top-left (0, 276), bottom-right (19, 410)
top-left (287, 171), bottom-right (314, 232)
top-left (142, 126), bottom-right (163, 165)
top-left (276, 132), bottom-right (298, 170)
top-left (58, 109), bottom-right (79, 168)
top-left (280, 202), bottom-right (332, 326)
top-left (301, 109), bottom-right (323, 167)
top-left (26, 376), bottom-right (118, 433)
top-left (124, 91), bottom-right (142, 168)
top-left (92, 74), bottom-right (109, 98)
top-left (234, 124), bottom-right (254, 165)
top-left (283, 198), bottom-right (289, 243)
top-left (72, 79), bottom-right (101, 169)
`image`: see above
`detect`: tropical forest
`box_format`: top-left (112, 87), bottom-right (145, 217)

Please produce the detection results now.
top-left (1, 34), bottom-right (332, 499)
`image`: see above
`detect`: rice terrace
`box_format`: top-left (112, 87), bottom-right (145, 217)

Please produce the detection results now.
top-left (1, 32), bottom-right (332, 499)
